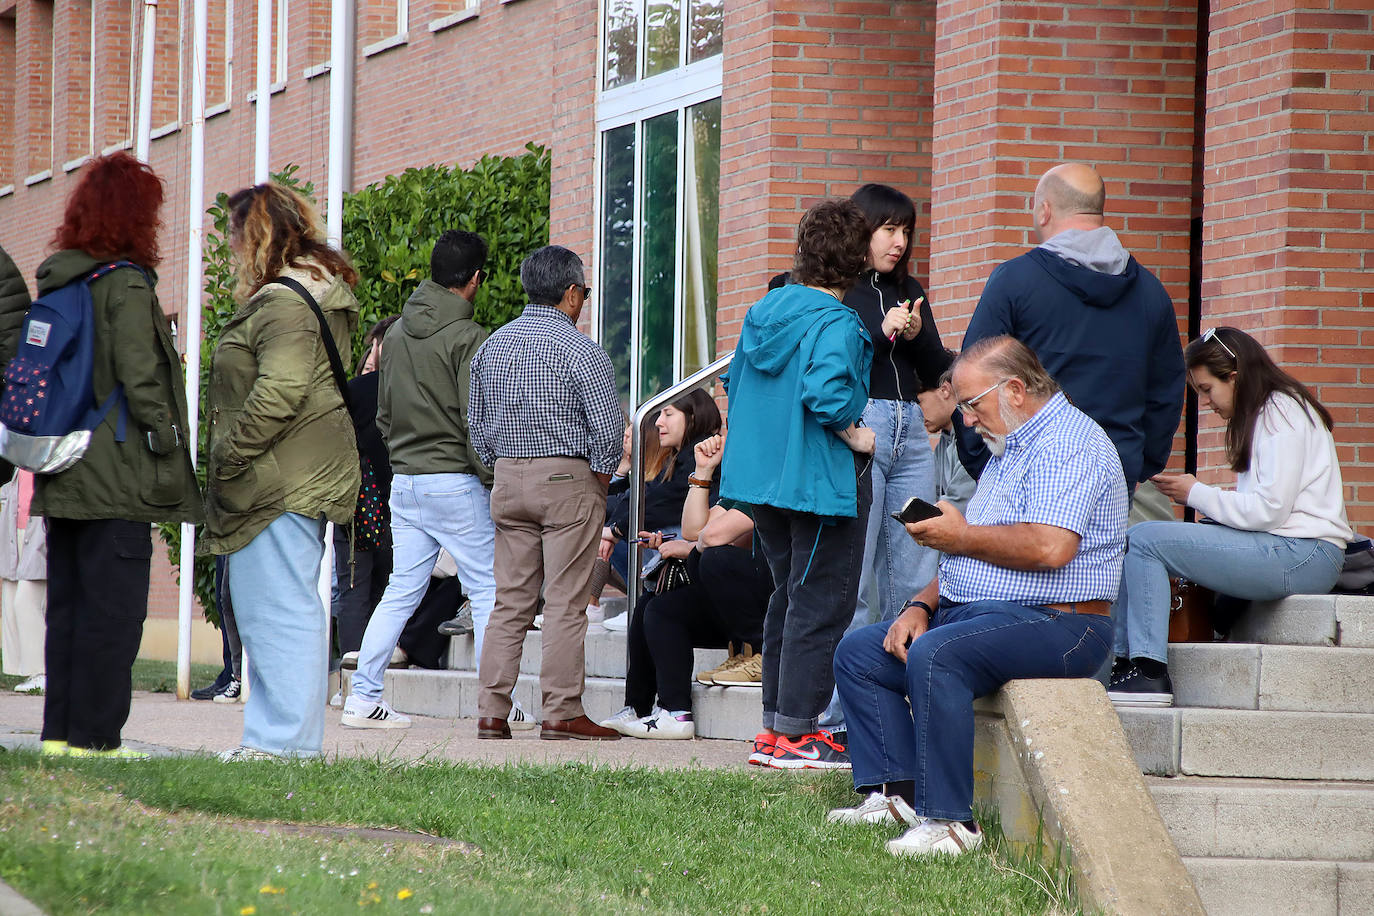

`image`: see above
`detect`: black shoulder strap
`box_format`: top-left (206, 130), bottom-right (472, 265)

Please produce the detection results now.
top-left (270, 275), bottom-right (352, 413)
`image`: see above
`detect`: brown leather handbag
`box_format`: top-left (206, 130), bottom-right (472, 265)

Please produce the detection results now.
top-left (1167, 577), bottom-right (1215, 642)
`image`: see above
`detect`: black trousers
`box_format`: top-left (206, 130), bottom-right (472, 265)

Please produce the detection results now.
top-left (43, 517), bottom-right (152, 750)
top-left (625, 544), bottom-right (773, 715)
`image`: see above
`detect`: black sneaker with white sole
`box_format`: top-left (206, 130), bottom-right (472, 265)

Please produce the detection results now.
top-left (1107, 662), bottom-right (1174, 707)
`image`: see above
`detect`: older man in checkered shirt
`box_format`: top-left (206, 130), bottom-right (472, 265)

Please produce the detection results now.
top-left (828, 335), bottom-right (1127, 858)
top-left (469, 245), bottom-right (625, 741)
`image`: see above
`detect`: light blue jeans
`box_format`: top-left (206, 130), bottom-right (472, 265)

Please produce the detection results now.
top-left (352, 473), bottom-right (496, 702)
top-left (821, 398), bottom-right (938, 729)
top-left (228, 512), bottom-right (328, 757)
top-left (1113, 520), bottom-right (1345, 664)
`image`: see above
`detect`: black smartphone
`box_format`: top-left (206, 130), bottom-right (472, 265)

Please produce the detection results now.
top-left (890, 496), bottom-right (942, 524)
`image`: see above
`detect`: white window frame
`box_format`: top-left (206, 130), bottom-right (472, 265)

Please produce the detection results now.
top-left (593, 0), bottom-right (722, 408)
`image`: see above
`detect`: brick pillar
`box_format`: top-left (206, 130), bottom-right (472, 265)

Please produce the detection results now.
top-left (1202, 0), bottom-right (1374, 526)
top-left (551, 0), bottom-right (599, 332)
top-left (715, 0), bottom-right (935, 352)
top-left (928, 0), bottom-right (1200, 342)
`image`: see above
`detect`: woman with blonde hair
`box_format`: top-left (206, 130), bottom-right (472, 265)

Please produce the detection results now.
top-left (204, 183), bottom-right (360, 760)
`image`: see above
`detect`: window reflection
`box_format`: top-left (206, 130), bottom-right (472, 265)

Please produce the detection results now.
top-left (644, 0), bottom-right (681, 78)
top-left (683, 98), bottom-right (720, 378)
top-left (601, 125), bottom-right (636, 403)
top-left (638, 111), bottom-right (679, 401)
top-left (604, 0), bottom-right (639, 89)
top-left (688, 0), bottom-right (722, 63)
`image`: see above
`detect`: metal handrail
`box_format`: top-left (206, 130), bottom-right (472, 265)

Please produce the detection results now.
top-left (625, 353), bottom-right (733, 619)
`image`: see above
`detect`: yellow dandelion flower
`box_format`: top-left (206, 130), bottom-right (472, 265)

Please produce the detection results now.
top-left (397, 889), bottom-right (413, 900)
top-left (366, 882), bottom-right (379, 890)
top-left (259, 885), bottom-right (286, 895)
top-left (239, 907), bottom-right (257, 916)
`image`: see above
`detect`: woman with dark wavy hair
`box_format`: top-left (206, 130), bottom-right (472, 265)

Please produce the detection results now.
top-left (204, 183), bottom-right (360, 760)
top-left (31, 152), bottom-right (202, 759)
top-left (1108, 327), bottom-right (1352, 707)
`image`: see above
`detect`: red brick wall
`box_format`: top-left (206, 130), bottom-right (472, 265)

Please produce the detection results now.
top-left (94, 0), bottom-right (134, 152)
top-left (716, 0), bottom-right (936, 354)
top-left (24, 1), bottom-right (54, 177)
top-left (550, 0), bottom-right (599, 323)
top-left (59, 1), bottom-right (91, 163)
top-left (928, 0), bottom-right (1199, 345)
top-left (1201, 0), bottom-right (1374, 527)
top-left (0, 11), bottom-right (15, 187)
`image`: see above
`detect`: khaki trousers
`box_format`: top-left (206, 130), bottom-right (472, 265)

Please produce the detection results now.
top-left (478, 457), bottom-right (605, 721)
top-left (1, 578), bottom-right (46, 677)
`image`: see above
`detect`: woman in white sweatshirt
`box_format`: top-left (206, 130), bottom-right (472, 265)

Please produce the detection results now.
top-left (1108, 326), bottom-right (1352, 706)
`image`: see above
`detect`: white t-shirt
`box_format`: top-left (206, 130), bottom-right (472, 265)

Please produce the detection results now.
top-left (1187, 393), bottom-right (1353, 546)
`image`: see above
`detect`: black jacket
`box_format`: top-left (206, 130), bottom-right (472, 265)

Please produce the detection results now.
top-left (607, 436), bottom-right (718, 538)
top-left (769, 270), bottom-right (950, 401)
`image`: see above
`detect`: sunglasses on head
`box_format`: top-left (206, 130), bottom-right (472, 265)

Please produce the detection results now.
top-left (1200, 327), bottom-right (1236, 360)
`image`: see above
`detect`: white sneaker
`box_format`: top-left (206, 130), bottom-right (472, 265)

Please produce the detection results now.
top-left (340, 695), bottom-right (412, 729)
top-left (599, 705), bottom-right (642, 736)
top-left (211, 678), bottom-right (242, 703)
top-left (509, 701), bottom-right (537, 731)
top-left (886, 818), bottom-right (984, 857)
top-left (13, 675), bottom-right (45, 694)
top-left (531, 614), bottom-right (544, 631)
top-left (827, 792), bottom-right (920, 826)
top-left (639, 708), bottom-right (694, 740)
top-left (329, 692), bottom-right (343, 708)
top-left (218, 745), bottom-right (279, 762)
top-left (601, 612), bottom-right (628, 632)
top-left (585, 603), bottom-right (605, 625)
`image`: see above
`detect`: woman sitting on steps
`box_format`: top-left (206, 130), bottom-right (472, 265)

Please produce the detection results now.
top-left (1108, 326), bottom-right (1352, 707)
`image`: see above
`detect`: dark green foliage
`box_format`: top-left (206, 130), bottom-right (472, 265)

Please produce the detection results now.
top-left (342, 143), bottom-right (551, 341)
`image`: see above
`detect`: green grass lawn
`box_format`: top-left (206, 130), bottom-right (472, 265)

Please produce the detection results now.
top-left (0, 752), bottom-right (1076, 915)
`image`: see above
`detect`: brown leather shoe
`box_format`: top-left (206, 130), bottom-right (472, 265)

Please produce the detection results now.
top-left (540, 715), bottom-right (622, 741)
top-left (477, 717), bottom-right (512, 739)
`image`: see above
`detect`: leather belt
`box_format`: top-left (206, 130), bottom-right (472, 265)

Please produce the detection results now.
top-left (1041, 600), bottom-right (1110, 616)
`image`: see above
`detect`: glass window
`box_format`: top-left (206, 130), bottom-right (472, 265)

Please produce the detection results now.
top-left (603, 0), bottom-right (638, 90)
top-left (682, 98), bottom-right (720, 378)
top-left (597, 0), bottom-right (722, 407)
top-left (644, 0), bottom-right (680, 79)
top-left (600, 125), bottom-right (636, 402)
top-left (688, 0), bottom-right (722, 63)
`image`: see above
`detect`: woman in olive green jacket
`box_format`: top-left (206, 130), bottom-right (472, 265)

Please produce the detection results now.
top-left (207, 183), bottom-right (360, 760)
top-left (32, 153), bottom-right (202, 759)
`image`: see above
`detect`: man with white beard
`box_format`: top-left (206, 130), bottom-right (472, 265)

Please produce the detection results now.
top-left (825, 335), bottom-right (1127, 858)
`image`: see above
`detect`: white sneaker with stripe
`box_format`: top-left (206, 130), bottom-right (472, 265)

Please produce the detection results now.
top-left (340, 695), bottom-right (412, 729)
top-left (886, 818), bottom-right (984, 857)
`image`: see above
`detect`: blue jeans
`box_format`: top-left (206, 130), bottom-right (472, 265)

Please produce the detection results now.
top-left (856, 398), bottom-right (940, 623)
top-left (353, 473), bottom-right (496, 702)
top-left (820, 398), bottom-right (938, 729)
top-left (228, 512), bottom-right (329, 757)
top-left (1113, 521), bottom-right (1344, 663)
top-left (834, 600), bottom-right (1111, 821)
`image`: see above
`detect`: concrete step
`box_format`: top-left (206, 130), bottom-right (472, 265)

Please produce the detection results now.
top-left (1147, 775), bottom-right (1374, 861)
top-left (1118, 707), bottom-right (1374, 780)
top-left (379, 667), bottom-right (763, 742)
top-left (443, 627), bottom-right (728, 681)
top-left (1168, 643), bottom-right (1374, 713)
top-left (1181, 857), bottom-right (1374, 916)
top-left (1231, 593), bottom-right (1374, 648)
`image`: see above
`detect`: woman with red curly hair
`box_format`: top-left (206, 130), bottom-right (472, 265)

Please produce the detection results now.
top-left (203, 182), bottom-right (360, 760)
top-left (30, 152), bottom-right (202, 759)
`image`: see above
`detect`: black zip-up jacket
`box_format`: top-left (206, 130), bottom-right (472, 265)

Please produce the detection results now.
top-left (769, 269), bottom-right (950, 401)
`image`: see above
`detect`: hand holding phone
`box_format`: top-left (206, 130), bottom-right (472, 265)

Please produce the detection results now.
top-left (890, 496), bottom-right (942, 525)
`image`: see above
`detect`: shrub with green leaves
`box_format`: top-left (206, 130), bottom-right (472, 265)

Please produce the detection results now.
top-left (158, 148), bottom-right (551, 624)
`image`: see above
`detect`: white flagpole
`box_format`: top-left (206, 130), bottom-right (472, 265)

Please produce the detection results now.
top-left (134, 1), bottom-right (157, 162)
top-left (176, 0), bottom-right (209, 700)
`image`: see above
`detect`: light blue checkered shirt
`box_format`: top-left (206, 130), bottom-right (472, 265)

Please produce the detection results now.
top-left (940, 392), bottom-right (1128, 605)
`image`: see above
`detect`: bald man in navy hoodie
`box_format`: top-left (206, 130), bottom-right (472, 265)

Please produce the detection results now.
top-left (957, 163), bottom-right (1184, 492)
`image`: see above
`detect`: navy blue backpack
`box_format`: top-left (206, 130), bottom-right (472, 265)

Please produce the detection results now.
top-left (0, 261), bottom-right (138, 473)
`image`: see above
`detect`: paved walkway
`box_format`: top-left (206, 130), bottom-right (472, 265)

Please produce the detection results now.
top-left (0, 690), bottom-right (748, 768)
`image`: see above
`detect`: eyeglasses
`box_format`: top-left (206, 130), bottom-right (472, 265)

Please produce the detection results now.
top-left (955, 378), bottom-right (1010, 416)
top-left (1201, 327), bottom-right (1236, 360)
